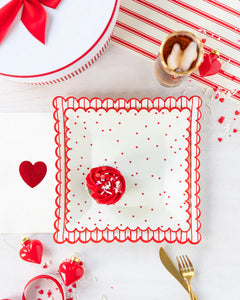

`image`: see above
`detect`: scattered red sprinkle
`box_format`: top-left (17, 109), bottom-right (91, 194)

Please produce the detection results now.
top-left (218, 138), bottom-right (223, 142)
top-left (201, 38), bottom-right (206, 43)
top-left (47, 290), bottom-right (52, 297)
top-left (42, 263), bottom-right (48, 269)
top-left (219, 97), bottom-right (224, 103)
top-left (72, 283), bottom-right (77, 288)
top-left (233, 129), bottom-right (237, 133)
top-left (39, 290), bottom-right (44, 295)
top-left (68, 288), bottom-right (73, 293)
top-left (235, 110), bottom-right (240, 115)
top-left (218, 116), bottom-right (225, 124)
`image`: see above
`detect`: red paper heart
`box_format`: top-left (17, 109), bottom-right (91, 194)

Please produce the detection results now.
top-left (59, 261), bottom-right (84, 286)
top-left (19, 239), bottom-right (43, 264)
top-left (19, 161), bottom-right (47, 188)
top-left (199, 52), bottom-right (221, 77)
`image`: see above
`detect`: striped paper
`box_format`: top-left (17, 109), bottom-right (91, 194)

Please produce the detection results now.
top-left (112, 0), bottom-right (240, 101)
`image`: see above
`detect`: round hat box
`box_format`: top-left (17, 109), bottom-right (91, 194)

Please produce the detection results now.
top-left (0, 0), bottom-right (119, 84)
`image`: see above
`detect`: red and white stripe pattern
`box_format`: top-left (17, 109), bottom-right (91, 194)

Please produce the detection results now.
top-left (111, 0), bottom-right (240, 101)
top-left (25, 38), bottom-right (111, 86)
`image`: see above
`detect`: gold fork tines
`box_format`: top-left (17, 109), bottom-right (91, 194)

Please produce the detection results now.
top-left (176, 255), bottom-right (197, 300)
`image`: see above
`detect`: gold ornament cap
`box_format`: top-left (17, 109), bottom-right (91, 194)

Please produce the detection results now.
top-left (21, 236), bottom-right (29, 245)
top-left (70, 256), bottom-right (81, 263)
top-left (211, 49), bottom-right (220, 57)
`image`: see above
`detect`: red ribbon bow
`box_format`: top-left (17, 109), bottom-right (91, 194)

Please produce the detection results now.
top-left (0, 0), bottom-right (61, 44)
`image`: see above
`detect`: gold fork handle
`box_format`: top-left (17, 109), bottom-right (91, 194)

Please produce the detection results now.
top-left (187, 280), bottom-right (194, 300)
top-left (191, 292), bottom-right (198, 300)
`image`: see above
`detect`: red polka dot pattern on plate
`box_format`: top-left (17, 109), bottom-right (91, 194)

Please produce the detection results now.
top-left (63, 106), bottom-right (193, 233)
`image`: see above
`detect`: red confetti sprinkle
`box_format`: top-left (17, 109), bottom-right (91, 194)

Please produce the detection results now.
top-left (72, 283), bottom-right (77, 288)
top-left (39, 290), bottom-right (44, 295)
top-left (235, 110), bottom-right (240, 115)
top-left (47, 290), bottom-right (52, 297)
top-left (219, 97), bottom-right (224, 103)
top-left (202, 38), bottom-right (206, 43)
top-left (218, 116), bottom-right (225, 124)
top-left (218, 138), bottom-right (223, 142)
top-left (233, 129), bottom-right (237, 133)
top-left (42, 263), bottom-right (48, 269)
top-left (68, 288), bottom-right (73, 293)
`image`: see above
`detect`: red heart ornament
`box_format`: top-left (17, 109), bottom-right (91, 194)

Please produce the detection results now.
top-left (19, 238), bottom-right (43, 264)
top-left (19, 161), bottom-right (47, 188)
top-left (59, 257), bottom-right (84, 286)
top-left (199, 51), bottom-right (221, 77)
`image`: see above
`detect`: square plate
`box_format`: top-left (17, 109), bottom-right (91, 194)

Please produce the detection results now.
top-left (53, 96), bottom-right (201, 243)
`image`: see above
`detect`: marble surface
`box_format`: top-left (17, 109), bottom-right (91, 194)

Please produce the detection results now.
top-left (0, 44), bottom-right (240, 299)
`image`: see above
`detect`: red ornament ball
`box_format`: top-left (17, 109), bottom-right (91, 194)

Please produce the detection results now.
top-left (19, 237), bottom-right (43, 264)
top-left (59, 256), bottom-right (84, 286)
top-left (199, 50), bottom-right (221, 77)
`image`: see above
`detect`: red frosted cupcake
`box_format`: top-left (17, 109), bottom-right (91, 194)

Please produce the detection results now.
top-left (86, 166), bottom-right (126, 205)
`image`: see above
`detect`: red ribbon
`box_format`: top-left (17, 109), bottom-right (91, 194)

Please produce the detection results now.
top-left (0, 0), bottom-right (61, 44)
top-left (22, 274), bottom-right (65, 299)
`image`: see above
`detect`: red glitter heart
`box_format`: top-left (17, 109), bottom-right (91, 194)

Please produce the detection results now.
top-left (199, 52), bottom-right (221, 77)
top-left (19, 161), bottom-right (47, 188)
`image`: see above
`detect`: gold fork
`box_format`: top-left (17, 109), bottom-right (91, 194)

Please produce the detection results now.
top-left (176, 255), bottom-right (197, 300)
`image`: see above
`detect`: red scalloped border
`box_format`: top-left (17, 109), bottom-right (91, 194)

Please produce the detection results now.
top-left (53, 96), bottom-right (202, 244)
